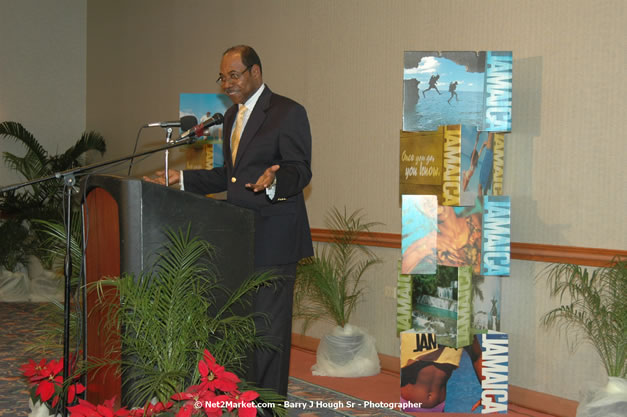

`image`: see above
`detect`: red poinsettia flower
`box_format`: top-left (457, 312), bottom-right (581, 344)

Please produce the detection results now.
top-left (35, 373), bottom-right (63, 402)
top-left (22, 357), bottom-right (89, 408)
top-left (51, 381), bottom-right (86, 408)
top-left (174, 403), bottom-right (196, 417)
top-left (172, 383), bottom-right (230, 417)
top-left (172, 384), bottom-right (212, 414)
top-left (198, 350), bottom-right (240, 394)
top-left (171, 383), bottom-right (206, 402)
top-left (20, 358), bottom-right (49, 380)
top-left (200, 394), bottom-right (231, 417)
top-left (22, 357), bottom-right (64, 403)
top-left (68, 398), bottom-right (130, 417)
top-left (37, 358), bottom-right (63, 379)
top-left (226, 391), bottom-right (259, 417)
top-left (69, 383), bottom-right (87, 404)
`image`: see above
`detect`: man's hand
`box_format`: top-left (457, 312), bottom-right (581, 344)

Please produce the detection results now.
top-left (246, 164), bottom-right (280, 192)
top-left (143, 169), bottom-right (180, 186)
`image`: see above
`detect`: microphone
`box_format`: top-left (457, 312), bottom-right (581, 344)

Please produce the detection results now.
top-left (175, 113), bottom-right (224, 143)
top-left (146, 120), bottom-right (181, 128)
top-left (145, 115), bottom-right (198, 129)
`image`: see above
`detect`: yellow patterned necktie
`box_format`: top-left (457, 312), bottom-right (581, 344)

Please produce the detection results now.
top-left (231, 104), bottom-right (247, 164)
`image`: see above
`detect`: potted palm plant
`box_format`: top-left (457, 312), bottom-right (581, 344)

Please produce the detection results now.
top-left (294, 207), bottom-right (382, 377)
top-left (24, 225), bottom-right (288, 416)
top-left (540, 257), bottom-right (626, 417)
top-left (92, 227), bottom-right (283, 408)
top-left (0, 121), bottom-right (106, 300)
top-left (0, 218), bottom-right (34, 301)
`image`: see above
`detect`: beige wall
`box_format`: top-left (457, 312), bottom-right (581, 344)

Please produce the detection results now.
top-left (0, 0), bottom-right (614, 402)
top-left (0, 0), bottom-right (86, 186)
top-left (86, 0), bottom-right (626, 248)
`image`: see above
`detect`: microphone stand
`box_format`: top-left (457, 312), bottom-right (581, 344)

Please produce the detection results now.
top-left (0, 134), bottom-right (204, 416)
top-left (62, 174), bottom-right (76, 417)
top-left (164, 127), bottom-right (173, 187)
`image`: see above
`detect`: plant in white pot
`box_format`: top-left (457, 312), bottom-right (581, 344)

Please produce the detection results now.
top-left (0, 121), bottom-right (106, 301)
top-left (294, 207), bottom-right (382, 377)
top-left (540, 257), bottom-right (627, 417)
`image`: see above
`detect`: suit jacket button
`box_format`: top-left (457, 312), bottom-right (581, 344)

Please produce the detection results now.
top-left (231, 177), bottom-right (237, 183)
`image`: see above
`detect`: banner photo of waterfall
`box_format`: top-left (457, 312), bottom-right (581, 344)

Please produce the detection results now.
top-left (411, 265), bottom-right (464, 347)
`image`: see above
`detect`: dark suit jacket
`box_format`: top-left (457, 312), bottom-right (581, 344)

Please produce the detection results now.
top-left (183, 86), bottom-right (313, 267)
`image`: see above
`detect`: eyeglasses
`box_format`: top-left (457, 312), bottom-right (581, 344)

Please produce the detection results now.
top-left (216, 66), bottom-right (252, 84)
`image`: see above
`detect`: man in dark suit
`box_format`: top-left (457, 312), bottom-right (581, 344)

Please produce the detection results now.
top-left (150, 45), bottom-right (313, 397)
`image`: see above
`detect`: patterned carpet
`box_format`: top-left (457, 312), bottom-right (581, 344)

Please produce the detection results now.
top-left (286, 378), bottom-right (410, 417)
top-left (0, 303), bottom-right (407, 417)
top-left (0, 302), bottom-right (57, 416)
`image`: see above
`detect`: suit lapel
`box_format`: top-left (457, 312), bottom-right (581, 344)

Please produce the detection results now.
top-left (233, 86), bottom-right (272, 169)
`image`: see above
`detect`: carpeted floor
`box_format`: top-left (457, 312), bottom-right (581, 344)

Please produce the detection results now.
top-left (287, 377), bottom-right (410, 416)
top-left (0, 303), bottom-right (407, 417)
top-left (0, 303), bottom-right (54, 416)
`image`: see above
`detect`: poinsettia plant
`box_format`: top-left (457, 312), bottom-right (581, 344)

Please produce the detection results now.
top-left (24, 350), bottom-right (264, 417)
top-left (21, 356), bottom-right (86, 411)
top-left (24, 229), bottom-right (285, 416)
top-left (169, 349), bottom-right (260, 417)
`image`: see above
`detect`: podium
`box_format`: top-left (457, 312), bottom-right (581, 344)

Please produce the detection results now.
top-left (81, 174), bottom-right (255, 406)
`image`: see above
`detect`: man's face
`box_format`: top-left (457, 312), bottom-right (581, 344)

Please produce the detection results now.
top-left (219, 52), bottom-right (261, 105)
